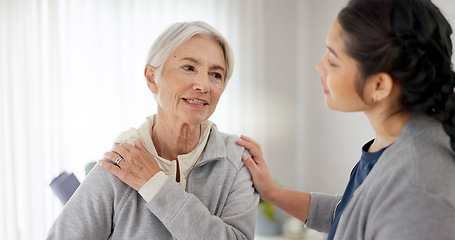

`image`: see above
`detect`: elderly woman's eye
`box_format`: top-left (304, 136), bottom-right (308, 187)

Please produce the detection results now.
top-left (182, 65), bottom-right (195, 71)
top-left (212, 72), bottom-right (223, 80)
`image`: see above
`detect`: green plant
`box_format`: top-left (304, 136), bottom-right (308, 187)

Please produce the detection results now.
top-left (258, 180), bottom-right (283, 222)
top-left (259, 198), bottom-right (277, 222)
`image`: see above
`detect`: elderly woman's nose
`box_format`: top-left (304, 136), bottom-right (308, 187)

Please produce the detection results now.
top-left (193, 73), bottom-right (210, 92)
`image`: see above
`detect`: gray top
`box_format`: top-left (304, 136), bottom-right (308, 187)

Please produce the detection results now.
top-left (306, 115), bottom-right (455, 239)
top-left (46, 125), bottom-right (259, 239)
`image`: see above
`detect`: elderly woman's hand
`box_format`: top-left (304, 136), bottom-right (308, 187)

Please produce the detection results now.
top-left (100, 139), bottom-right (162, 191)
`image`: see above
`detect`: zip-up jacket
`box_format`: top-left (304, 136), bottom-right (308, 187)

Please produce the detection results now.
top-left (46, 124), bottom-right (259, 239)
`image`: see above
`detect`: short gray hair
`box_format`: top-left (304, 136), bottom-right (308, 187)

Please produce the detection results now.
top-left (145, 21), bottom-right (234, 85)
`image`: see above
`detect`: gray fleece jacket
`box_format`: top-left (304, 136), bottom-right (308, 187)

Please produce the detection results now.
top-left (46, 125), bottom-right (259, 239)
top-left (306, 115), bottom-right (455, 239)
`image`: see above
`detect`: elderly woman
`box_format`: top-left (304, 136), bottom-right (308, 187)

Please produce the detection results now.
top-left (46, 21), bottom-right (259, 239)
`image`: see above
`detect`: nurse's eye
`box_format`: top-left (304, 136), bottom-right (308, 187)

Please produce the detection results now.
top-left (328, 59), bottom-right (337, 67)
top-left (182, 65), bottom-right (195, 71)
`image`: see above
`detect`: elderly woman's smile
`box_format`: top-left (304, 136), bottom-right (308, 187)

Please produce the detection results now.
top-left (183, 98), bottom-right (209, 106)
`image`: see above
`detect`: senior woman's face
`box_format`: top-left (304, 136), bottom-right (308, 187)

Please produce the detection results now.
top-left (148, 35), bottom-right (226, 125)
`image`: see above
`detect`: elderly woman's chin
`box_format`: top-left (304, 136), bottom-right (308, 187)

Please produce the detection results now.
top-left (184, 110), bottom-right (215, 125)
top-left (177, 102), bottom-right (216, 123)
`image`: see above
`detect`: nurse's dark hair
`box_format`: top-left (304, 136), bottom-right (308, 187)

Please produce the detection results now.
top-left (338, 0), bottom-right (455, 151)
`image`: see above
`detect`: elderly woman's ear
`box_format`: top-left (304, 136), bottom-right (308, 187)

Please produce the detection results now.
top-left (144, 64), bottom-right (158, 94)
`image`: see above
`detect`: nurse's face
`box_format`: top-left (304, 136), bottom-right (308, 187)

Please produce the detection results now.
top-left (316, 19), bottom-right (368, 112)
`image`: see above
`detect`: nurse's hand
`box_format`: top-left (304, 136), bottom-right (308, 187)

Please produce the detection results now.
top-left (100, 139), bottom-right (162, 191)
top-left (236, 135), bottom-right (278, 201)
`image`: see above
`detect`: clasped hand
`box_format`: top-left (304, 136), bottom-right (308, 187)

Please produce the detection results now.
top-left (100, 139), bottom-right (162, 191)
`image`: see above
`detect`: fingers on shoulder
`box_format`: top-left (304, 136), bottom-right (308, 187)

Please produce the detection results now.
top-left (240, 135), bottom-right (261, 147)
top-left (242, 154), bottom-right (261, 173)
top-left (238, 136), bottom-right (262, 151)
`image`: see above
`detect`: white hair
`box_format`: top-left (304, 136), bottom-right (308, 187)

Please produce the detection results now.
top-left (145, 21), bottom-right (234, 85)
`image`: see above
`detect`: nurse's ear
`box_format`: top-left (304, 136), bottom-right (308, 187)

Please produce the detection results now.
top-left (145, 64), bottom-right (158, 94)
top-left (365, 72), bottom-right (395, 104)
